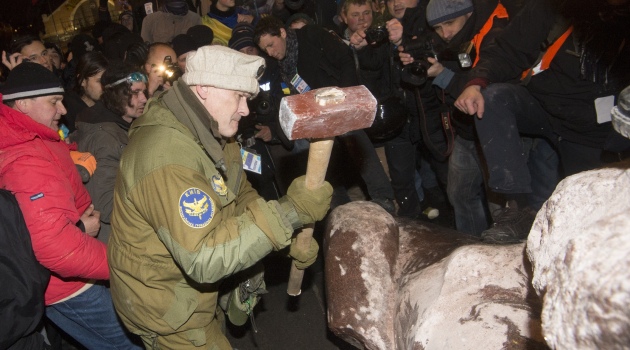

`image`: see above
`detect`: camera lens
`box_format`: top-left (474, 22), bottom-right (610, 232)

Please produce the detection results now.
top-left (409, 63), bottom-right (427, 77)
top-left (257, 100), bottom-right (271, 115)
top-left (401, 61), bottom-right (429, 86)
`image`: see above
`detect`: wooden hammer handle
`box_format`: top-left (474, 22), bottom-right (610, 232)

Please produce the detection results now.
top-left (287, 138), bottom-right (334, 296)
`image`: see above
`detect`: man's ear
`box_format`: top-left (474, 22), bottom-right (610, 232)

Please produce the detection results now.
top-left (280, 27), bottom-right (287, 39)
top-left (340, 12), bottom-right (348, 25)
top-left (13, 99), bottom-right (29, 114)
top-left (195, 85), bottom-right (209, 99)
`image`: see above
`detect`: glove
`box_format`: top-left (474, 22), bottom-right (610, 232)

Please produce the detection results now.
top-left (286, 175), bottom-right (333, 226)
top-left (70, 151), bottom-right (97, 183)
top-left (289, 237), bottom-right (319, 270)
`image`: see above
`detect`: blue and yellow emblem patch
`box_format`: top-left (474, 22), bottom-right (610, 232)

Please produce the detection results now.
top-left (179, 188), bottom-right (215, 228)
top-left (211, 175), bottom-right (228, 196)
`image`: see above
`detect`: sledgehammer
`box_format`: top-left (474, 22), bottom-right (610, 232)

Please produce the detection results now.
top-left (279, 85), bottom-right (377, 296)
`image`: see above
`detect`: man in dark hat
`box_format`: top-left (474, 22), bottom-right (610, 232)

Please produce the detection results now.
top-left (171, 33), bottom-right (199, 71)
top-left (0, 62), bottom-right (141, 349)
top-left (187, 24), bottom-right (215, 47)
top-left (141, 0), bottom-right (202, 43)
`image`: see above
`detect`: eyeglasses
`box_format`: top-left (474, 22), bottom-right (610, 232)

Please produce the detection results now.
top-left (104, 72), bottom-right (148, 88)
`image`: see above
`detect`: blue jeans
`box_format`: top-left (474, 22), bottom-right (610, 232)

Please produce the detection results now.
top-left (447, 137), bottom-right (490, 235)
top-left (46, 284), bottom-right (141, 349)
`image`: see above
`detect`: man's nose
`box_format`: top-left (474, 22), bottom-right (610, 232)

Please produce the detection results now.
top-left (239, 97), bottom-right (249, 116)
top-left (58, 102), bottom-right (67, 115)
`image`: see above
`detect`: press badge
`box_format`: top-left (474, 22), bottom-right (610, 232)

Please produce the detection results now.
top-left (241, 148), bottom-right (262, 174)
top-left (290, 73), bottom-right (311, 94)
top-left (595, 95), bottom-right (615, 124)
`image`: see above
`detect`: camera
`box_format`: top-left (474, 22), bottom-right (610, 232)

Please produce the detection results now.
top-left (364, 24), bottom-right (389, 47)
top-left (237, 90), bottom-right (276, 146)
top-left (159, 56), bottom-right (182, 85)
top-left (400, 37), bottom-right (476, 86)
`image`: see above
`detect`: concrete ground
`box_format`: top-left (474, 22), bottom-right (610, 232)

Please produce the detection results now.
top-left (226, 251), bottom-right (355, 350)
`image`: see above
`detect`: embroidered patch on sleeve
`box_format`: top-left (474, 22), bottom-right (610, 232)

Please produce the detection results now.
top-left (211, 175), bottom-right (228, 197)
top-left (30, 193), bottom-right (44, 201)
top-left (179, 188), bottom-right (215, 228)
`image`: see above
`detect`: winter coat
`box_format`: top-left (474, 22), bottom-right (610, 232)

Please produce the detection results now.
top-left (433, 0), bottom-right (523, 141)
top-left (0, 189), bottom-right (49, 350)
top-left (468, 0), bottom-right (630, 148)
top-left (73, 102), bottom-right (131, 244)
top-left (0, 96), bottom-right (109, 305)
top-left (294, 25), bottom-right (359, 89)
top-left (108, 80), bottom-right (299, 343)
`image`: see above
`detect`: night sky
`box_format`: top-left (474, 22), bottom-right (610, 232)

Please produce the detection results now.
top-left (0, 0), bottom-right (67, 30)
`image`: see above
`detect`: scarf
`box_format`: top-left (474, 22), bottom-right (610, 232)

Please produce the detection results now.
top-left (162, 80), bottom-right (228, 173)
top-left (278, 28), bottom-right (300, 94)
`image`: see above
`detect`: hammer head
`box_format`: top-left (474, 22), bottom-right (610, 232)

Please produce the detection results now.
top-left (279, 85), bottom-right (377, 140)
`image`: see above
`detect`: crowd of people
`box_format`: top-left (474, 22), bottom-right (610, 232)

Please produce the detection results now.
top-left (0, 0), bottom-right (629, 348)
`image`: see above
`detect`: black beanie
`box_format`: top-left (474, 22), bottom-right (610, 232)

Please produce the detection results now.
top-left (187, 25), bottom-right (214, 48)
top-left (172, 34), bottom-right (199, 57)
top-left (0, 62), bottom-right (64, 102)
top-left (228, 23), bottom-right (255, 52)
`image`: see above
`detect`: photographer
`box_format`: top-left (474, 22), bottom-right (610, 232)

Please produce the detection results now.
top-left (363, 0), bottom-right (450, 220)
top-left (254, 16), bottom-right (396, 213)
top-left (229, 22), bottom-right (288, 200)
top-left (398, 0), bottom-right (539, 236)
top-left (342, 0), bottom-right (417, 217)
top-left (453, 0), bottom-right (630, 242)
top-left (143, 42), bottom-right (179, 98)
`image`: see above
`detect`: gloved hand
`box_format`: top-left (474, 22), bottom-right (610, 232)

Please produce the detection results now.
top-left (286, 175), bottom-right (333, 225)
top-left (289, 237), bottom-right (319, 270)
top-left (70, 151), bottom-right (97, 183)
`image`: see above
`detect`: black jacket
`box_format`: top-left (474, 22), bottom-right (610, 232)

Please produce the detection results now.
top-left (0, 190), bottom-right (50, 350)
top-left (469, 0), bottom-right (630, 148)
top-left (295, 25), bottom-right (358, 89)
top-left (437, 0), bottom-right (522, 140)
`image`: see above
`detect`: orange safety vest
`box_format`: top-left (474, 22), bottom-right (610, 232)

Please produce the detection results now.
top-left (471, 2), bottom-right (509, 67)
top-left (521, 26), bottom-right (574, 80)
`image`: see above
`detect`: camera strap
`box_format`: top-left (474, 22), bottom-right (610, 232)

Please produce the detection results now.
top-left (414, 88), bottom-right (454, 162)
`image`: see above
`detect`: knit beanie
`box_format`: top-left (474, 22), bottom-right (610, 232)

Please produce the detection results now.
top-left (187, 25), bottom-right (215, 48)
top-left (426, 0), bottom-right (473, 26)
top-left (0, 62), bottom-right (64, 102)
top-left (164, 0), bottom-right (189, 16)
top-left (172, 34), bottom-right (198, 57)
top-left (228, 23), bottom-right (255, 52)
top-left (183, 45), bottom-right (265, 95)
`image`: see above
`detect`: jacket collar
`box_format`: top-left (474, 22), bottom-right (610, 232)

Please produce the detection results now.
top-left (0, 95), bottom-right (60, 150)
top-left (161, 79), bottom-right (228, 173)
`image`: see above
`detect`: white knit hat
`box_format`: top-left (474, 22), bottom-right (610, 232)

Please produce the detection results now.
top-left (183, 45), bottom-right (265, 96)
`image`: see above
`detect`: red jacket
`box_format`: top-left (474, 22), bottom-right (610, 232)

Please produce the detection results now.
top-left (0, 96), bottom-right (109, 305)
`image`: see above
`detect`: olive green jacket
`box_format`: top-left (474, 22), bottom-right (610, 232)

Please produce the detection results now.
top-left (108, 80), bottom-right (299, 346)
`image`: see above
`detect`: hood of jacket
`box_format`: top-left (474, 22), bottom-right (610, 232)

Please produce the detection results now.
top-left (76, 101), bottom-right (131, 131)
top-left (130, 79), bottom-right (228, 172)
top-left (0, 95), bottom-right (62, 151)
